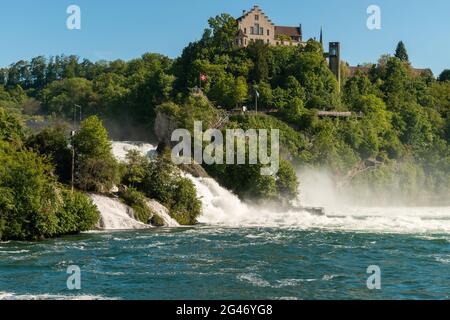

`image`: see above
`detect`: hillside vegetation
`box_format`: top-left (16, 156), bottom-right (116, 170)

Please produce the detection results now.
top-left (0, 13), bottom-right (449, 209)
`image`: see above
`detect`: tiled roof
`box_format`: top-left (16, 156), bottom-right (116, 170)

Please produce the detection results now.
top-left (275, 26), bottom-right (301, 37)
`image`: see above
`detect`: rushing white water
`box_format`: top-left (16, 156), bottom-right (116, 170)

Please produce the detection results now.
top-left (146, 199), bottom-right (180, 227)
top-left (111, 141), bottom-right (157, 162)
top-left (187, 175), bottom-right (450, 234)
top-left (89, 194), bottom-right (150, 230)
top-left (92, 141), bottom-right (178, 229)
top-left (109, 141), bottom-right (450, 234)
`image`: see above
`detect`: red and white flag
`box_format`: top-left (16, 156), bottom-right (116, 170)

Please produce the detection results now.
top-left (200, 73), bottom-right (208, 82)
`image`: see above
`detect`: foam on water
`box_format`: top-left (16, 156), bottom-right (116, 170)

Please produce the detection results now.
top-left (92, 141), bottom-right (178, 229)
top-left (187, 175), bottom-right (450, 234)
top-left (111, 141), bottom-right (157, 162)
top-left (89, 194), bottom-right (150, 230)
top-left (0, 292), bottom-right (114, 300)
top-left (109, 142), bottom-right (450, 234)
top-left (145, 199), bottom-right (180, 227)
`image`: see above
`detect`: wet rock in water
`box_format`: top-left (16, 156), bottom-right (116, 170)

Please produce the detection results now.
top-left (145, 199), bottom-right (180, 227)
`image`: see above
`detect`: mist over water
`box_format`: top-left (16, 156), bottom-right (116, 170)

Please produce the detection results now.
top-left (0, 142), bottom-right (448, 300)
top-left (111, 141), bottom-right (158, 162)
top-left (190, 173), bottom-right (450, 234)
top-left (108, 142), bottom-right (450, 234)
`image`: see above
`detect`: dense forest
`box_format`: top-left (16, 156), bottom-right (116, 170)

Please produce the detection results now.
top-left (1, 13), bottom-right (449, 239)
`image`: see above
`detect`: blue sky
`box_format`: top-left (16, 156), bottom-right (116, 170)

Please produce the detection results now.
top-left (0, 0), bottom-right (449, 75)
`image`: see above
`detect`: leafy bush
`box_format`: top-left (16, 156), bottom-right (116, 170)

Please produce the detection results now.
top-left (122, 150), bottom-right (202, 225)
top-left (73, 116), bottom-right (119, 192)
top-left (0, 107), bottom-right (25, 143)
top-left (119, 188), bottom-right (153, 224)
top-left (26, 125), bottom-right (72, 182)
top-left (0, 140), bottom-right (99, 240)
top-left (57, 190), bottom-right (100, 234)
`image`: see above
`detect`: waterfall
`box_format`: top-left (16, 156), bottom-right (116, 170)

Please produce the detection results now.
top-left (111, 141), bottom-right (158, 162)
top-left (186, 174), bottom-right (251, 225)
top-left (87, 141), bottom-right (179, 230)
top-left (185, 175), bottom-right (450, 233)
top-left (108, 142), bottom-right (450, 233)
top-left (146, 199), bottom-right (180, 227)
top-left (89, 194), bottom-right (150, 230)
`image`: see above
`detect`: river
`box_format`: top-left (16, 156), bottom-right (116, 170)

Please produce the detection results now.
top-left (0, 142), bottom-right (448, 300)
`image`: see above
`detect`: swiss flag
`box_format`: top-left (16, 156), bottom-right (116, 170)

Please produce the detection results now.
top-left (200, 73), bottom-right (208, 82)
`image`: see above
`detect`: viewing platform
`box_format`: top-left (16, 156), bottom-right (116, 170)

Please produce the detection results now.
top-left (317, 111), bottom-right (364, 118)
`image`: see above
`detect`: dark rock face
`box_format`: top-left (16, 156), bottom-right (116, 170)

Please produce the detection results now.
top-left (154, 112), bottom-right (178, 147)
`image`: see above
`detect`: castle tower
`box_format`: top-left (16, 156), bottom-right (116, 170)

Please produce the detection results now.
top-left (329, 42), bottom-right (341, 88)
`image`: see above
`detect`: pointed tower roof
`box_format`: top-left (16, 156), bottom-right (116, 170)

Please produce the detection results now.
top-left (320, 27), bottom-right (323, 47)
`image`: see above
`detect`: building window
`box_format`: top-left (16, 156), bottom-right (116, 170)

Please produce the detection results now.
top-left (260, 27), bottom-right (264, 35)
top-left (245, 39), bottom-right (247, 45)
top-left (255, 14), bottom-right (259, 21)
top-left (255, 24), bottom-right (260, 35)
top-left (244, 28), bottom-right (247, 34)
top-left (267, 30), bottom-right (270, 36)
top-left (250, 27), bottom-right (254, 35)
top-left (267, 39), bottom-right (270, 44)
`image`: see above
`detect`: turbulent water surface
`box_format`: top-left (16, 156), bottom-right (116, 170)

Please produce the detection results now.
top-left (0, 142), bottom-right (449, 300)
top-left (0, 225), bottom-right (449, 300)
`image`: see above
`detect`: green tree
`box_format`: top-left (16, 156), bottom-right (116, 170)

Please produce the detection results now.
top-left (438, 69), bottom-right (450, 82)
top-left (395, 41), bottom-right (409, 62)
top-left (27, 125), bottom-right (72, 182)
top-left (248, 41), bottom-right (270, 83)
top-left (123, 150), bottom-right (149, 187)
top-left (0, 107), bottom-right (25, 143)
top-left (73, 116), bottom-right (118, 192)
top-left (233, 76), bottom-right (248, 107)
top-left (73, 116), bottom-right (112, 158)
top-left (132, 150), bottom-right (202, 225)
top-left (41, 77), bottom-right (96, 117)
top-left (206, 13), bottom-right (238, 50)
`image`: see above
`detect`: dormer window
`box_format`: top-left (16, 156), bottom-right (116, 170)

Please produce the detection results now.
top-left (255, 14), bottom-right (259, 21)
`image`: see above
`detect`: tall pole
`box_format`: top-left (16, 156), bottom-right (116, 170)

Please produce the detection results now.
top-left (73, 107), bottom-right (76, 132)
top-left (71, 104), bottom-right (82, 194)
top-left (255, 92), bottom-right (258, 114)
top-left (71, 132), bottom-right (75, 194)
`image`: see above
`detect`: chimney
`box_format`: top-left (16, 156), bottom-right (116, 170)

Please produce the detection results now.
top-left (242, 10), bottom-right (246, 15)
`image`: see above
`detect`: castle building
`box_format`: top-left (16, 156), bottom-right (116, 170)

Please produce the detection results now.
top-left (235, 5), bottom-right (341, 83)
top-left (235, 5), bottom-right (303, 47)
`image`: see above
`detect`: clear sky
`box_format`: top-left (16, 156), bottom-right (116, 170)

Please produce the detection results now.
top-left (0, 0), bottom-right (449, 75)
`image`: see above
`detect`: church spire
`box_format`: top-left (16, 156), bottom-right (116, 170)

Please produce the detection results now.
top-left (320, 27), bottom-right (323, 47)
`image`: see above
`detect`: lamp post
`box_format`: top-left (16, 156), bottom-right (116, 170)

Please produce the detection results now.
top-left (71, 104), bottom-right (82, 194)
top-left (254, 87), bottom-right (259, 114)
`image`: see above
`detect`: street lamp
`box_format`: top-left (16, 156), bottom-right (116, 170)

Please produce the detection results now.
top-left (71, 104), bottom-right (82, 194)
